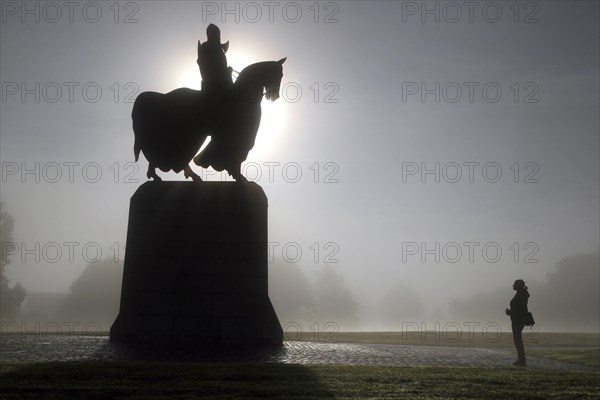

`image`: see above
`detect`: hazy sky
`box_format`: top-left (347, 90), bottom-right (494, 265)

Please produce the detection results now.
top-left (1, 1), bottom-right (598, 329)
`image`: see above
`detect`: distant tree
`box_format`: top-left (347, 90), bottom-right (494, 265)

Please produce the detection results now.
top-left (535, 249), bottom-right (600, 330)
top-left (0, 202), bottom-right (26, 319)
top-left (60, 258), bottom-right (123, 327)
top-left (448, 287), bottom-right (510, 323)
top-left (380, 283), bottom-right (425, 324)
top-left (313, 265), bottom-right (358, 329)
top-left (448, 249), bottom-right (600, 331)
top-left (268, 258), bottom-right (314, 324)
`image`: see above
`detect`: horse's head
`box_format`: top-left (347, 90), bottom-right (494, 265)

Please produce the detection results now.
top-left (264, 57), bottom-right (286, 102)
top-left (235, 58), bottom-right (286, 103)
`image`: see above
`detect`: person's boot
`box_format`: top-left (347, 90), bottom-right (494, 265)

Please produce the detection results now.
top-left (513, 345), bottom-right (526, 366)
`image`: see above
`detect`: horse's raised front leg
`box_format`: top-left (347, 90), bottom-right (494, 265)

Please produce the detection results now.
top-left (147, 163), bottom-right (162, 181)
top-left (184, 165), bottom-right (203, 182)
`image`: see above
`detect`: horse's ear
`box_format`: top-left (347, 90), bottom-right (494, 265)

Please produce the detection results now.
top-left (222, 41), bottom-right (229, 53)
top-left (198, 40), bottom-right (202, 54)
top-left (278, 57), bottom-right (287, 64)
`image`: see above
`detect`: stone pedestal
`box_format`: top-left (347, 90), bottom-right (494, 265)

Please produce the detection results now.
top-left (110, 181), bottom-right (283, 345)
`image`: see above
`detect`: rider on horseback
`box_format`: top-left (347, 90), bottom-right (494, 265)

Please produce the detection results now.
top-left (197, 24), bottom-right (233, 93)
top-left (132, 23), bottom-right (286, 183)
top-left (197, 23), bottom-right (234, 147)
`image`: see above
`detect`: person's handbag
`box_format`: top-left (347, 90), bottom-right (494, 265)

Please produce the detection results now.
top-left (524, 312), bottom-right (535, 327)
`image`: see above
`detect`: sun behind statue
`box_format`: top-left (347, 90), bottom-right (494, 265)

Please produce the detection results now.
top-left (131, 24), bottom-right (286, 182)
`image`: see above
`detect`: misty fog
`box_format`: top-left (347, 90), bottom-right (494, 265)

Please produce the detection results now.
top-left (1, 1), bottom-right (599, 335)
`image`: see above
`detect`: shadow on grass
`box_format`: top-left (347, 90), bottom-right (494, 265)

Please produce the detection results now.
top-left (0, 361), bottom-right (333, 400)
top-left (4, 361), bottom-right (600, 400)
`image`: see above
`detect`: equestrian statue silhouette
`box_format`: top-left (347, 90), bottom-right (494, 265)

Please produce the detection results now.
top-left (132, 24), bottom-right (286, 182)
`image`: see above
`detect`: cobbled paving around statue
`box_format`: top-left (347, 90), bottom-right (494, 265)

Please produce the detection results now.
top-left (0, 336), bottom-right (596, 373)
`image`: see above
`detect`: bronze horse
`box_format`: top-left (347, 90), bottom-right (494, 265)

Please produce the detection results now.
top-left (132, 58), bottom-right (286, 181)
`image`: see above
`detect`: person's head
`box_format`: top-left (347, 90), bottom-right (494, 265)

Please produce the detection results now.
top-left (206, 24), bottom-right (221, 43)
top-left (513, 279), bottom-right (527, 291)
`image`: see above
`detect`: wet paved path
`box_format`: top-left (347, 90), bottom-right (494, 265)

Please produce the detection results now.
top-left (1, 336), bottom-right (596, 373)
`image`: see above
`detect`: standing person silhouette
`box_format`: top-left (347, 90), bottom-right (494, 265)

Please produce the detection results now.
top-left (505, 279), bottom-right (530, 367)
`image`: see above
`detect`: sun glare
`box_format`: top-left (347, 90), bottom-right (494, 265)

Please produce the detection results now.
top-left (176, 63), bottom-right (201, 89)
top-left (252, 98), bottom-right (286, 159)
top-left (176, 50), bottom-right (256, 89)
top-left (174, 50), bottom-right (287, 159)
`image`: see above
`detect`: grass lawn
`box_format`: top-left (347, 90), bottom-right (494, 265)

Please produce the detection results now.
top-left (291, 331), bottom-right (600, 349)
top-left (292, 331), bottom-right (600, 368)
top-left (527, 348), bottom-right (600, 368)
top-left (2, 331), bottom-right (598, 398)
top-left (1, 361), bottom-right (599, 400)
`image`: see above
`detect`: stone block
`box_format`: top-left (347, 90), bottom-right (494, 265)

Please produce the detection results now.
top-left (110, 182), bottom-right (282, 345)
